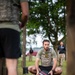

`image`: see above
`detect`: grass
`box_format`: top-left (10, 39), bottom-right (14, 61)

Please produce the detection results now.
top-left (61, 60), bottom-right (67, 75)
top-left (18, 56), bottom-right (66, 75)
top-left (18, 56), bottom-right (35, 75)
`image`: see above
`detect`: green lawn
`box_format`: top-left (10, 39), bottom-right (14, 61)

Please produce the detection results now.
top-left (18, 56), bottom-right (66, 75)
top-left (18, 56), bottom-right (36, 75)
top-left (61, 60), bottom-right (66, 75)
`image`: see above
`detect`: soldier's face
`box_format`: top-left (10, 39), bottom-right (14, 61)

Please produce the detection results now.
top-left (43, 42), bottom-right (50, 50)
top-left (60, 42), bottom-right (63, 45)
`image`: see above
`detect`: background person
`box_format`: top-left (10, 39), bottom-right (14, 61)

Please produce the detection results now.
top-left (57, 41), bottom-right (66, 66)
top-left (29, 47), bottom-right (34, 61)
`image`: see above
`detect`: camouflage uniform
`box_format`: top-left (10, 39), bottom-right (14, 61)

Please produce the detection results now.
top-left (36, 48), bottom-right (57, 66)
top-left (0, 0), bottom-right (28, 31)
top-left (0, 0), bottom-right (28, 74)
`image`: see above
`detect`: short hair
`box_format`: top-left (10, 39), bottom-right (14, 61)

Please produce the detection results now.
top-left (43, 39), bottom-right (50, 44)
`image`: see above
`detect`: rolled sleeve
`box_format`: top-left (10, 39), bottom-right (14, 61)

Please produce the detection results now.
top-left (52, 49), bottom-right (57, 58)
top-left (36, 50), bottom-right (42, 59)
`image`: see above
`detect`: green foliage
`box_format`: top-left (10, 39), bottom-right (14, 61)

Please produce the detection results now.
top-left (27, 0), bottom-right (66, 49)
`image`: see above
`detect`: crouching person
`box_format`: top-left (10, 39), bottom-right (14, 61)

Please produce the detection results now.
top-left (28, 40), bottom-right (62, 75)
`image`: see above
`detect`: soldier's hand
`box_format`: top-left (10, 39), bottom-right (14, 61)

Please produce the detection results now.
top-left (19, 22), bottom-right (24, 29)
top-left (48, 70), bottom-right (53, 75)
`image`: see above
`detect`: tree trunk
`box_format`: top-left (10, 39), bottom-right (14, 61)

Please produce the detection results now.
top-left (22, 25), bottom-right (26, 74)
top-left (66, 0), bottom-right (75, 75)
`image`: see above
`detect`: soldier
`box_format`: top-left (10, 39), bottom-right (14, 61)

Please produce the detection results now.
top-left (57, 41), bottom-right (66, 66)
top-left (28, 40), bottom-right (62, 75)
top-left (0, 0), bottom-right (29, 75)
top-left (29, 47), bottom-right (34, 61)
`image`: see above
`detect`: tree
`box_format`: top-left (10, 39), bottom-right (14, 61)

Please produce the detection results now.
top-left (66, 0), bottom-right (75, 75)
top-left (22, 26), bottom-right (26, 74)
top-left (27, 0), bottom-right (66, 50)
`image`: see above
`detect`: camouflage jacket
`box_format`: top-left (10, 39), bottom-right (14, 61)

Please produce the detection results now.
top-left (0, 0), bottom-right (20, 25)
top-left (36, 48), bottom-right (57, 66)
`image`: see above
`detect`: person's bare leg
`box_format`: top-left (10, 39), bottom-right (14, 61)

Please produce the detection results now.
top-left (28, 66), bottom-right (36, 74)
top-left (54, 67), bottom-right (62, 75)
top-left (6, 59), bottom-right (18, 75)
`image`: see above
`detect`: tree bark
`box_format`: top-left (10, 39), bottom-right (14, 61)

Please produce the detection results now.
top-left (22, 25), bottom-right (26, 74)
top-left (66, 0), bottom-right (75, 75)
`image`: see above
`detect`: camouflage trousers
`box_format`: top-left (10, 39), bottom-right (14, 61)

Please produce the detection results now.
top-left (58, 53), bottom-right (65, 66)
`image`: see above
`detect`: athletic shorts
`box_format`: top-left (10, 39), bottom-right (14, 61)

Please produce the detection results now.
top-left (0, 28), bottom-right (21, 59)
top-left (39, 66), bottom-right (57, 75)
top-left (39, 65), bottom-right (53, 72)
